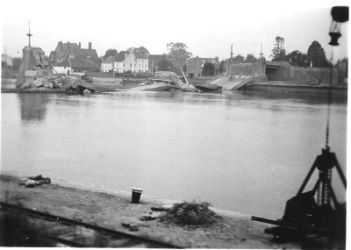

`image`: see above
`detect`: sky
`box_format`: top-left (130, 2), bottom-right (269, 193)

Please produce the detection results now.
top-left (0, 0), bottom-right (349, 62)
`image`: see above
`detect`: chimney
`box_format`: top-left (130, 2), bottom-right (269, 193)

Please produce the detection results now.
top-left (79, 42), bottom-right (81, 48)
top-left (88, 42), bottom-right (92, 50)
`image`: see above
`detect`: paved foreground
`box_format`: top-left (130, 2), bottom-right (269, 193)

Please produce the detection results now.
top-left (0, 174), bottom-right (303, 248)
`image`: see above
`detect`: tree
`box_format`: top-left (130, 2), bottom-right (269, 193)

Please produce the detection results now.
top-left (12, 57), bottom-right (22, 71)
top-left (103, 49), bottom-right (118, 60)
top-left (271, 36), bottom-right (287, 61)
top-left (307, 41), bottom-right (330, 67)
top-left (166, 42), bottom-right (192, 69)
top-left (202, 62), bottom-right (215, 76)
top-left (134, 46), bottom-right (149, 57)
top-left (219, 60), bottom-right (226, 73)
top-left (157, 55), bottom-right (173, 71)
top-left (286, 50), bottom-right (309, 67)
top-left (233, 54), bottom-right (244, 63)
top-left (244, 54), bottom-right (257, 63)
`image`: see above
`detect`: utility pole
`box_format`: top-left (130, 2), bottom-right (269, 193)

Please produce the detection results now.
top-left (230, 43), bottom-right (233, 62)
top-left (26, 20), bottom-right (33, 47)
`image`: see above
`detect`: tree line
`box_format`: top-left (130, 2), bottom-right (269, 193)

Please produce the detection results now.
top-left (103, 38), bottom-right (337, 77)
top-left (271, 36), bottom-right (331, 67)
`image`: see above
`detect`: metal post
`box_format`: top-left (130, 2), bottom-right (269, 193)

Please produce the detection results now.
top-left (297, 160), bottom-right (317, 195)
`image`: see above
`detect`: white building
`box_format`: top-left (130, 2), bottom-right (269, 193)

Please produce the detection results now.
top-left (101, 47), bottom-right (149, 74)
top-left (101, 56), bottom-right (115, 72)
top-left (52, 57), bottom-right (72, 75)
top-left (1, 54), bottom-right (13, 67)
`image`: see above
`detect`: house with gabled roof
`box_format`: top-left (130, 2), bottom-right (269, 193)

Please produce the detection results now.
top-left (102, 47), bottom-right (150, 74)
top-left (1, 54), bottom-right (13, 68)
top-left (113, 51), bottom-right (127, 73)
top-left (50, 41), bottom-right (101, 73)
top-left (52, 56), bottom-right (72, 75)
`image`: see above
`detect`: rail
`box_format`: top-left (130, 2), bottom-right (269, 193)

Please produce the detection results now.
top-left (0, 201), bottom-right (183, 248)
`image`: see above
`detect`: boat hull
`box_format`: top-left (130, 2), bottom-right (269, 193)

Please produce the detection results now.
top-left (193, 83), bottom-right (222, 92)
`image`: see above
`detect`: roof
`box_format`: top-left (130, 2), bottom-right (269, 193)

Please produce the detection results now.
top-left (1, 54), bottom-right (12, 60)
top-left (102, 55), bottom-right (116, 63)
top-left (127, 47), bottom-right (149, 59)
top-left (54, 57), bottom-right (71, 67)
top-left (71, 57), bottom-right (99, 70)
top-left (115, 51), bottom-right (127, 62)
top-left (51, 41), bottom-right (101, 69)
top-left (79, 48), bottom-right (99, 58)
top-left (134, 50), bottom-right (148, 59)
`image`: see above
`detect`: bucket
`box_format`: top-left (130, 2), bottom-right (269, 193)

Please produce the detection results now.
top-left (131, 187), bottom-right (143, 203)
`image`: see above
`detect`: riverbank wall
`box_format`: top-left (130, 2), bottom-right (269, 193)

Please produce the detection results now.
top-left (241, 81), bottom-right (347, 102)
top-left (264, 61), bottom-right (347, 86)
top-left (224, 61), bottom-right (347, 89)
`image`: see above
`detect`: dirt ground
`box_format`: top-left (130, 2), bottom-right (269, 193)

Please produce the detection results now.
top-left (0, 174), bottom-right (302, 248)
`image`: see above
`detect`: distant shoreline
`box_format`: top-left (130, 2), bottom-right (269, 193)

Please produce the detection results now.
top-left (2, 77), bottom-right (348, 94)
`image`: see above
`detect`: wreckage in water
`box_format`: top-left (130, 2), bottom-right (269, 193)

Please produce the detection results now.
top-left (131, 71), bottom-right (195, 92)
top-left (192, 82), bottom-right (222, 92)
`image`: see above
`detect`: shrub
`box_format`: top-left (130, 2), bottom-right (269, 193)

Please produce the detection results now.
top-left (160, 201), bottom-right (221, 226)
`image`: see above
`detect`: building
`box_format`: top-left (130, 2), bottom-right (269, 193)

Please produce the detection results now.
top-left (52, 57), bottom-right (72, 75)
top-left (113, 51), bottom-right (127, 73)
top-left (50, 41), bottom-right (101, 73)
top-left (102, 47), bottom-right (149, 74)
top-left (101, 56), bottom-right (116, 72)
top-left (123, 47), bottom-right (149, 73)
top-left (16, 46), bottom-right (50, 86)
top-left (1, 54), bottom-right (13, 68)
top-left (186, 56), bottom-right (220, 78)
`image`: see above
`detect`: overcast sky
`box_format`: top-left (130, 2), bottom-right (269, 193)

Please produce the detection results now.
top-left (0, 0), bottom-right (349, 61)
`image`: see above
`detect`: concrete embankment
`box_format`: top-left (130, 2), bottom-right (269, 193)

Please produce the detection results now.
top-left (0, 174), bottom-right (299, 248)
top-left (208, 76), bottom-right (254, 90)
top-left (245, 81), bottom-right (348, 90)
top-left (244, 81), bottom-right (348, 98)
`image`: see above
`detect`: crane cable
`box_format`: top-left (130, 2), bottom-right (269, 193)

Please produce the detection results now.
top-left (325, 47), bottom-right (335, 148)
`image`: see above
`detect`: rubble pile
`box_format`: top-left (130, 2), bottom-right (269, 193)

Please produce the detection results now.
top-left (15, 45), bottom-right (94, 94)
top-left (19, 74), bottom-right (81, 91)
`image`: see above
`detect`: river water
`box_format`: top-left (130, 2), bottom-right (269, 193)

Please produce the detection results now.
top-left (1, 90), bottom-right (347, 218)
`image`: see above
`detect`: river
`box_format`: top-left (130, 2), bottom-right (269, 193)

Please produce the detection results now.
top-left (1, 90), bottom-right (347, 219)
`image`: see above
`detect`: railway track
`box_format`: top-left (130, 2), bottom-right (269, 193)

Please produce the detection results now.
top-left (0, 201), bottom-right (182, 248)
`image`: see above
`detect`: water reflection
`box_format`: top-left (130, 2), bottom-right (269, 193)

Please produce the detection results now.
top-left (18, 94), bottom-right (50, 122)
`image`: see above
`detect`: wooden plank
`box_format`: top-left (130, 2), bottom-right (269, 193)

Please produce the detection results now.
top-left (251, 216), bottom-right (329, 235)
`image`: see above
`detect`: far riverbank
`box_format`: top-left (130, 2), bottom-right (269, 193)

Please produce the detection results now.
top-left (2, 77), bottom-right (348, 95)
